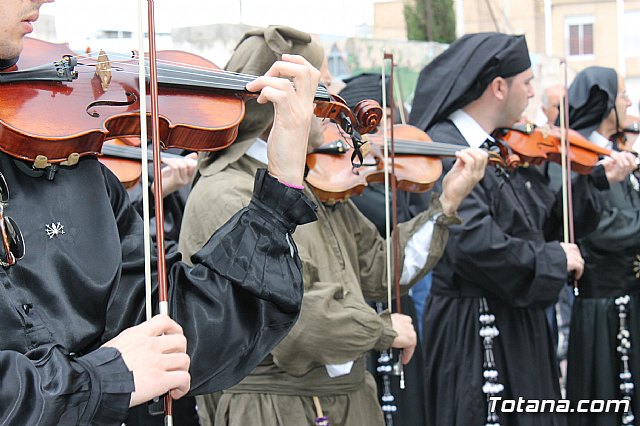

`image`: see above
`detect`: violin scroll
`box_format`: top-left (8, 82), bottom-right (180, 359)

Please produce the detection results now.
top-left (482, 138), bottom-right (521, 171)
top-left (313, 93), bottom-right (382, 137)
top-left (351, 98), bottom-right (383, 135)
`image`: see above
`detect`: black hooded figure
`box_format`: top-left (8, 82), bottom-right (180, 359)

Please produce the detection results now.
top-left (404, 32), bottom-right (607, 426)
top-left (563, 66), bottom-right (640, 426)
top-left (559, 66), bottom-right (619, 138)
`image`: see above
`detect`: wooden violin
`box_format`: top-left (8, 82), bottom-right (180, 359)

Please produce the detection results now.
top-left (0, 37), bottom-right (382, 169)
top-left (495, 122), bottom-right (617, 174)
top-left (306, 123), bottom-right (512, 204)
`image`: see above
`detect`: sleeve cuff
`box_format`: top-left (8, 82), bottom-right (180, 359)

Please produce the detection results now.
top-left (251, 168), bottom-right (318, 231)
top-left (190, 169), bottom-right (317, 313)
top-left (430, 192), bottom-right (462, 226)
top-left (588, 164), bottom-right (610, 191)
top-left (75, 347), bottom-right (134, 425)
top-left (374, 310), bottom-right (398, 351)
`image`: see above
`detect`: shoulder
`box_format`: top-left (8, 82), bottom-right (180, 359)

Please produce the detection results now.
top-left (428, 120), bottom-right (466, 146)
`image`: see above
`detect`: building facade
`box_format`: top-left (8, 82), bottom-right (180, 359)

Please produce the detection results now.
top-left (372, 0), bottom-right (639, 113)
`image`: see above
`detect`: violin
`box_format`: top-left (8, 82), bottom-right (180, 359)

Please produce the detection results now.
top-left (99, 138), bottom-right (185, 189)
top-left (306, 123), bottom-right (511, 204)
top-left (494, 123), bottom-right (614, 175)
top-left (8, 38), bottom-right (189, 189)
top-left (0, 37), bottom-right (382, 170)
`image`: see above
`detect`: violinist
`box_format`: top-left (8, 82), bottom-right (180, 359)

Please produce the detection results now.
top-left (407, 32), bottom-right (631, 426)
top-left (179, 25), bottom-right (488, 426)
top-left (563, 66), bottom-right (639, 426)
top-left (0, 0), bottom-right (323, 424)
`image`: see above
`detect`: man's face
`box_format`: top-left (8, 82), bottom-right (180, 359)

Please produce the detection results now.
top-left (502, 68), bottom-right (535, 127)
top-left (0, 0), bottom-right (53, 60)
top-left (613, 74), bottom-right (631, 129)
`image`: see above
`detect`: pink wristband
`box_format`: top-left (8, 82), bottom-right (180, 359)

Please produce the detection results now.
top-left (280, 180), bottom-right (305, 190)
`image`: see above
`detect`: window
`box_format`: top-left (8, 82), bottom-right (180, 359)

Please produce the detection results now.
top-left (624, 10), bottom-right (640, 58)
top-left (565, 16), bottom-right (594, 58)
top-left (97, 30), bottom-right (132, 39)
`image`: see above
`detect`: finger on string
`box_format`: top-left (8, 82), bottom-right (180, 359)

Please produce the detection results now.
top-left (263, 60), bottom-right (319, 100)
top-left (263, 54), bottom-right (315, 79)
top-left (255, 86), bottom-right (290, 106)
top-left (455, 150), bottom-right (474, 165)
top-left (247, 75), bottom-right (296, 98)
top-left (465, 149), bottom-right (489, 170)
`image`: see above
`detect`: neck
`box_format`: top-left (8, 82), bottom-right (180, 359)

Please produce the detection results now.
top-left (0, 56), bottom-right (19, 71)
top-left (462, 103), bottom-right (500, 134)
top-left (596, 120), bottom-right (618, 140)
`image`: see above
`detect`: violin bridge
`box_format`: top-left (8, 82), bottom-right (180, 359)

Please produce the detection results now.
top-left (95, 50), bottom-right (112, 91)
top-left (540, 126), bottom-right (551, 139)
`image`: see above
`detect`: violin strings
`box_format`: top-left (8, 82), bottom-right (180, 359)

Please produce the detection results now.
top-left (21, 46), bottom-right (330, 99)
top-left (391, 140), bottom-right (461, 157)
top-left (66, 51), bottom-right (331, 97)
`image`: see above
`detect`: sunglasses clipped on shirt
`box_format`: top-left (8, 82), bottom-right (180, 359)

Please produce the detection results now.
top-left (0, 172), bottom-right (25, 267)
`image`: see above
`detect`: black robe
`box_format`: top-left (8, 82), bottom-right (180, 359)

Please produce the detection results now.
top-left (566, 175), bottom-right (640, 426)
top-left (125, 147), bottom-right (199, 425)
top-left (126, 147), bottom-right (192, 256)
top-left (411, 120), bottom-right (604, 426)
top-left (0, 153), bottom-right (315, 425)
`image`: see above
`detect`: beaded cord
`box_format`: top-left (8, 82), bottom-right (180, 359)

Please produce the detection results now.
top-left (616, 295), bottom-right (635, 426)
top-left (480, 297), bottom-right (504, 426)
top-left (377, 349), bottom-right (397, 426)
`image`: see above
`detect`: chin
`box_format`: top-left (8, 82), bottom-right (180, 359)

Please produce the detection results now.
top-left (0, 40), bottom-right (23, 61)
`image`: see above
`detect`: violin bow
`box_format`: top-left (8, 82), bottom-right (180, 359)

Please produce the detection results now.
top-left (559, 58), bottom-right (578, 296)
top-left (136, 0), bottom-right (153, 326)
top-left (382, 52), bottom-right (403, 336)
top-left (376, 52), bottom-right (404, 426)
top-left (138, 0), bottom-right (174, 423)
top-left (378, 52), bottom-right (404, 426)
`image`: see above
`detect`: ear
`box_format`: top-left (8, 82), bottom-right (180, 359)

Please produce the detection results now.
top-left (489, 77), bottom-right (509, 102)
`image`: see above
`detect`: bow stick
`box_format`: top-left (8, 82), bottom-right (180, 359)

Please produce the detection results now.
top-left (558, 59), bottom-right (578, 296)
top-left (379, 53), bottom-right (407, 426)
top-left (137, 0), bottom-right (174, 423)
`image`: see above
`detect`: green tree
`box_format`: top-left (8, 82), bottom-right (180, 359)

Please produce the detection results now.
top-left (404, 0), bottom-right (456, 43)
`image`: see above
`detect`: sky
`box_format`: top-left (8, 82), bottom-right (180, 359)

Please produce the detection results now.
top-left (38, 0), bottom-right (378, 43)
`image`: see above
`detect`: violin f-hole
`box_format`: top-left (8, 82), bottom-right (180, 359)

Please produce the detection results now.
top-left (86, 92), bottom-right (138, 118)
